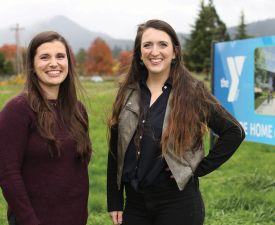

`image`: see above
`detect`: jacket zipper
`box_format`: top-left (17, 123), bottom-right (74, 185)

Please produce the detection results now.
top-left (182, 154), bottom-right (195, 182)
top-left (125, 106), bottom-right (139, 115)
top-left (118, 105), bottom-right (139, 189)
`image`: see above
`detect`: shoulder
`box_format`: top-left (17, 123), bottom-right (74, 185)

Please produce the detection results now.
top-left (2, 95), bottom-right (32, 114)
top-left (0, 95), bottom-right (33, 125)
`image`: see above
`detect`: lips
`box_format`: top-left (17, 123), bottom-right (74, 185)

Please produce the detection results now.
top-left (46, 70), bottom-right (62, 77)
top-left (150, 59), bottom-right (163, 65)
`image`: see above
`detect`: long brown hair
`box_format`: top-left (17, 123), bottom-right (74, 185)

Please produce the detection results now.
top-left (23, 31), bottom-right (92, 163)
top-left (108, 20), bottom-right (240, 158)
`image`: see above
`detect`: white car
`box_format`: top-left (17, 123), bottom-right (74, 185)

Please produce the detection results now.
top-left (91, 76), bottom-right (104, 83)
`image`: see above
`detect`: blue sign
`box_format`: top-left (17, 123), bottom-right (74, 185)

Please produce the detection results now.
top-left (213, 36), bottom-right (275, 145)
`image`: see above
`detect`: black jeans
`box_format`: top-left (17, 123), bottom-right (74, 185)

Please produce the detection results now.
top-left (122, 177), bottom-right (205, 225)
top-left (8, 213), bottom-right (19, 225)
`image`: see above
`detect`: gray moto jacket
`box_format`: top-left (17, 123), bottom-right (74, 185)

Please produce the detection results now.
top-left (116, 82), bottom-right (204, 191)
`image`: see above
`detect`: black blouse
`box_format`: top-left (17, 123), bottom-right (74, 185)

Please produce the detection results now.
top-left (122, 76), bottom-right (172, 193)
top-left (107, 77), bottom-right (245, 212)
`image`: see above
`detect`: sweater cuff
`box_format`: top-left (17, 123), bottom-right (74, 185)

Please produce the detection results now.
top-left (107, 203), bottom-right (124, 212)
top-left (16, 211), bottom-right (41, 225)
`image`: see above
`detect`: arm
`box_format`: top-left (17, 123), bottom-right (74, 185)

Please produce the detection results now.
top-left (107, 125), bottom-right (124, 224)
top-left (194, 103), bottom-right (245, 177)
top-left (107, 125), bottom-right (124, 211)
top-left (0, 98), bottom-right (41, 225)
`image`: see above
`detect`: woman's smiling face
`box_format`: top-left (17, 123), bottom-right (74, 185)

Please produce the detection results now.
top-left (140, 28), bottom-right (175, 77)
top-left (34, 40), bottom-right (68, 95)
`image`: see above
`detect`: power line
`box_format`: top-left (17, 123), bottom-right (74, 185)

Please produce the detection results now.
top-left (11, 24), bottom-right (24, 74)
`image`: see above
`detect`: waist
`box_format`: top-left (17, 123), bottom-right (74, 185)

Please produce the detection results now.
top-left (125, 175), bottom-right (198, 193)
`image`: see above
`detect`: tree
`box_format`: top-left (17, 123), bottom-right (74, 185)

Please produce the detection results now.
top-left (0, 44), bottom-right (17, 58)
top-left (118, 50), bottom-right (133, 65)
top-left (76, 48), bottom-right (87, 75)
top-left (0, 44), bottom-right (26, 73)
top-left (3, 59), bottom-right (16, 75)
top-left (235, 10), bottom-right (253, 40)
top-left (85, 38), bottom-right (114, 75)
top-left (183, 0), bottom-right (230, 80)
top-left (254, 48), bottom-right (267, 89)
top-left (0, 51), bottom-right (5, 73)
top-left (68, 45), bottom-right (77, 67)
top-left (21, 49), bottom-right (27, 71)
top-left (118, 50), bottom-right (133, 73)
top-left (112, 45), bottom-right (122, 59)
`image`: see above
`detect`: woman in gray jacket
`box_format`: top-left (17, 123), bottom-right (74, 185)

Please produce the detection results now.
top-left (107, 19), bottom-right (245, 225)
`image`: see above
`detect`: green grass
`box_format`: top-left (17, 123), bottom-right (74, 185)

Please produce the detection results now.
top-left (1, 79), bottom-right (275, 225)
top-left (255, 96), bottom-right (268, 110)
top-left (254, 91), bottom-right (271, 110)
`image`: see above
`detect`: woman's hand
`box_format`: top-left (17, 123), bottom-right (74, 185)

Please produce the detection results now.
top-left (165, 167), bottom-right (174, 178)
top-left (109, 211), bottom-right (123, 225)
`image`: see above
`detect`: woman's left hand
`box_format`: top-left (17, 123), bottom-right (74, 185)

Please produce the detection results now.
top-left (165, 167), bottom-right (174, 178)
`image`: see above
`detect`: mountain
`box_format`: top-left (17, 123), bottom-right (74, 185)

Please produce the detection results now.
top-left (0, 15), bottom-right (189, 53)
top-left (0, 15), bottom-right (134, 54)
top-left (227, 18), bottom-right (275, 39)
top-left (0, 16), bottom-right (274, 54)
top-left (177, 33), bottom-right (189, 46)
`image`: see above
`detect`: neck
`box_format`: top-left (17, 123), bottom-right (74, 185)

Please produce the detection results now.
top-left (39, 82), bottom-right (60, 99)
top-left (146, 71), bottom-right (169, 89)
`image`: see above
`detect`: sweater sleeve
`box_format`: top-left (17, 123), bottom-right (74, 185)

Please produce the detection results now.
top-left (107, 125), bottom-right (124, 212)
top-left (0, 97), bottom-right (41, 225)
top-left (194, 100), bottom-right (246, 177)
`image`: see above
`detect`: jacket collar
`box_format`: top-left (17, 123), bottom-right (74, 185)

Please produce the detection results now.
top-left (127, 82), bottom-right (139, 90)
top-left (127, 76), bottom-right (173, 90)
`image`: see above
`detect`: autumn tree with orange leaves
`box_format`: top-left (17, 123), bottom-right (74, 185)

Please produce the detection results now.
top-left (85, 38), bottom-right (114, 75)
top-left (117, 50), bottom-right (133, 73)
top-left (0, 44), bottom-right (17, 58)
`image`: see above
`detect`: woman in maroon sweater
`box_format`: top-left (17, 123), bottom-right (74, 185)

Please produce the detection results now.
top-left (0, 31), bottom-right (92, 225)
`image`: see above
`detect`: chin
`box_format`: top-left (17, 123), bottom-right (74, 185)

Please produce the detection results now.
top-left (150, 69), bottom-right (163, 74)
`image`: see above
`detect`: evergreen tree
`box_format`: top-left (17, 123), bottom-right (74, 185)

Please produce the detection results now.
top-left (76, 48), bottom-right (87, 75)
top-left (235, 10), bottom-right (253, 40)
top-left (254, 48), bottom-right (267, 89)
top-left (0, 51), bottom-right (5, 74)
top-left (3, 59), bottom-right (16, 75)
top-left (21, 49), bottom-right (27, 71)
top-left (183, 0), bottom-right (230, 80)
top-left (112, 45), bottom-right (122, 59)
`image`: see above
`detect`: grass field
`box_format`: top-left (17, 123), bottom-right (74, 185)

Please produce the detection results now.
top-left (0, 77), bottom-right (275, 225)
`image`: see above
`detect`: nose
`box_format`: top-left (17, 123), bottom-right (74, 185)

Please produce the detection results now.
top-left (151, 45), bottom-right (159, 56)
top-left (49, 58), bottom-right (58, 67)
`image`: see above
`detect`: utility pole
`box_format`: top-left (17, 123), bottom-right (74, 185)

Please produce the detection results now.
top-left (11, 24), bottom-right (24, 74)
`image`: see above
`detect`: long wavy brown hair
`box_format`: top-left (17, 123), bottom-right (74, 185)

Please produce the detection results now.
top-left (23, 31), bottom-right (92, 163)
top-left (108, 20), bottom-right (240, 158)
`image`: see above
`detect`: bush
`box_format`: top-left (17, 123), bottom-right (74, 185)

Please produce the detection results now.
top-left (255, 92), bottom-right (262, 99)
top-left (0, 74), bottom-right (26, 86)
top-left (3, 60), bottom-right (16, 75)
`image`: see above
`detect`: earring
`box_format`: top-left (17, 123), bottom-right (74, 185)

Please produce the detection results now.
top-left (171, 59), bottom-right (176, 65)
top-left (140, 60), bottom-right (145, 66)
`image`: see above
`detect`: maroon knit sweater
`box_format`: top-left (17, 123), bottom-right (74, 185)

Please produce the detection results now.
top-left (0, 96), bottom-right (90, 225)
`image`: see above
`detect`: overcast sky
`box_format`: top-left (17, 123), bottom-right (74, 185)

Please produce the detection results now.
top-left (0, 0), bottom-right (274, 39)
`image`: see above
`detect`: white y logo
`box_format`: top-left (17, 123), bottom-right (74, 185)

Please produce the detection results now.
top-left (227, 56), bottom-right (246, 102)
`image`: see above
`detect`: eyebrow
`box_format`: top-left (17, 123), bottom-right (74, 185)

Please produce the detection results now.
top-left (142, 41), bottom-right (169, 45)
top-left (38, 53), bottom-right (66, 57)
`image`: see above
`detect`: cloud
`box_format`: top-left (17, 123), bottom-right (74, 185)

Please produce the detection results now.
top-left (0, 0), bottom-right (274, 39)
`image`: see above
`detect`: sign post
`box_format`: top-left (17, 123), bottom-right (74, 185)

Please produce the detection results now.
top-left (210, 40), bottom-right (218, 149)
